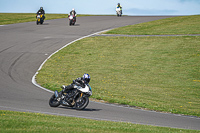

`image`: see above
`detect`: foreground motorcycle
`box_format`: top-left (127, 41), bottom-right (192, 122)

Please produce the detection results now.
top-left (69, 15), bottom-right (76, 26)
top-left (116, 7), bottom-right (122, 17)
top-left (36, 12), bottom-right (44, 25)
top-left (49, 84), bottom-right (92, 110)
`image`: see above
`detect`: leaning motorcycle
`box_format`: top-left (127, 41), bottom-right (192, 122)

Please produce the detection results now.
top-left (49, 84), bottom-right (92, 110)
top-left (69, 15), bottom-right (76, 26)
top-left (116, 7), bottom-right (122, 17)
top-left (36, 13), bottom-right (44, 25)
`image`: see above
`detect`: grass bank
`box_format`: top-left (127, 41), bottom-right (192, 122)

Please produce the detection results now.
top-left (0, 13), bottom-right (94, 25)
top-left (0, 110), bottom-right (198, 133)
top-left (105, 15), bottom-right (200, 35)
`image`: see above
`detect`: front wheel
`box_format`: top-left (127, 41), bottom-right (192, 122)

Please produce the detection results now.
top-left (69, 20), bottom-right (72, 25)
top-left (75, 96), bottom-right (89, 110)
top-left (40, 20), bottom-right (43, 24)
top-left (49, 94), bottom-right (60, 107)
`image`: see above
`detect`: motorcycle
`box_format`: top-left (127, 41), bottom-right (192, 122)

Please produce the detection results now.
top-left (69, 15), bottom-right (76, 26)
top-left (116, 7), bottom-right (122, 17)
top-left (36, 12), bottom-right (44, 25)
top-left (49, 84), bottom-right (92, 110)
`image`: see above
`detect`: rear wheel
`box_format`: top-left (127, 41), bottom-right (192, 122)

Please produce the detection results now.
top-left (49, 94), bottom-right (60, 107)
top-left (75, 96), bottom-right (89, 110)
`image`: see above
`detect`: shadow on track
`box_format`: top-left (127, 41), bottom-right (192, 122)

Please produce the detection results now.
top-left (69, 24), bottom-right (80, 26)
top-left (58, 106), bottom-right (101, 112)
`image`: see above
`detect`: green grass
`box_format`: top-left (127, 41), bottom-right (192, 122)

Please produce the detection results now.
top-left (0, 13), bottom-right (95, 25)
top-left (36, 35), bottom-right (200, 117)
top-left (0, 110), bottom-right (198, 133)
top-left (105, 15), bottom-right (200, 35)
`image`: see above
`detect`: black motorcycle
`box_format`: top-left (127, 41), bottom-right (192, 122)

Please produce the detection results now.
top-left (49, 84), bottom-right (92, 110)
top-left (36, 12), bottom-right (44, 25)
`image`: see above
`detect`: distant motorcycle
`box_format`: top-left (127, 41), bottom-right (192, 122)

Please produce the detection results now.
top-left (36, 12), bottom-right (44, 25)
top-left (69, 15), bottom-right (76, 26)
top-left (49, 84), bottom-right (92, 110)
top-left (116, 7), bottom-right (122, 17)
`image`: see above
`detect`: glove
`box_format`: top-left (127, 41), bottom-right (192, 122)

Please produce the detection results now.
top-left (73, 80), bottom-right (76, 84)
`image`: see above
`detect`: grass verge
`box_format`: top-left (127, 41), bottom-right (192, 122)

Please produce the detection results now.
top-left (0, 110), bottom-right (198, 133)
top-left (105, 15), bottom-right (200, 35)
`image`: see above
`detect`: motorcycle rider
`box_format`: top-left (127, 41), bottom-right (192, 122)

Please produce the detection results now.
top-left (69, 8), bottom-right (77, 22)
top-left (36, 7), bottom-right (45, 20)
top-left (116, 3), bottom-right (122, 15)
top-left (60, 73), bottom-right (90, 94)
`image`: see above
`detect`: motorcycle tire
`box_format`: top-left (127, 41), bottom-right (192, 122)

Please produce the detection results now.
top-left (69, 20), bottom-right (72, 26)
top-left (75, 96), bottom-right (89, 110)
top-left (49, 94), bottom-right (60, 107)
top-left (40, 20), bottom-right (43, 24)
top-left (36, 20), bottom-right (39, 25)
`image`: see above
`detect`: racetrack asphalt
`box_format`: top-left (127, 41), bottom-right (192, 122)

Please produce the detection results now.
top-left (0, 16), bottom-right (199, 130)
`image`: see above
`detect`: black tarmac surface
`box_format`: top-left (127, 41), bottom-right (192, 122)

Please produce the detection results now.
top-left (0, 16), bottom-right (199, 130)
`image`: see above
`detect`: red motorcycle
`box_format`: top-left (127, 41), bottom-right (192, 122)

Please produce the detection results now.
top-left (69, 15), bottom-right (76, 26)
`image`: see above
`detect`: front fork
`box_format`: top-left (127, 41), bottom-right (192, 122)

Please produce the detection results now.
top-left (77, 93), bottom-right (84, 103)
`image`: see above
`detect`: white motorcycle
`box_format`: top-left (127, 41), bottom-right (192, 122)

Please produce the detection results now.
top-left (68, 15), bottom-right (76, 26)
top-left (116, 7), bottom-right (122, 17)
top-left (49, 84), bottom-right (92, 110)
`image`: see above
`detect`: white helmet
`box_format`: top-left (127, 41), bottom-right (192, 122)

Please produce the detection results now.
top-left (72, 8), bottom-right (75, 11)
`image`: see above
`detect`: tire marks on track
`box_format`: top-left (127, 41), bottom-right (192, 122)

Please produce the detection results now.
top-left (0, 45), bottom-right (15, 54)
top-left (8, 53), bottom-right (25, 82)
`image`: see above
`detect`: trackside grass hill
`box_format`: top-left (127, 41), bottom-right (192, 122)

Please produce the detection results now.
top-left (36, 15), bottom-right (200, 117)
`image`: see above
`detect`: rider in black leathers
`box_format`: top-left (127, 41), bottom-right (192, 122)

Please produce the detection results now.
top-left (69, 8), bottom-right (77, 22)
top-left (60, 73), bottom-right (90, 94)
top-left (36, 7), bottom-right (45, 20)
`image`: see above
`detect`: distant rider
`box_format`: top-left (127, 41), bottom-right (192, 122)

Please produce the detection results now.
top-left (36, 7), bottom-right (45, 20)
top-left (60, 73), bottom-right (91, 95)
top-left (116, 3), bottom-right (122, 14)
top-left (69, 8), bottom-right (77, 22)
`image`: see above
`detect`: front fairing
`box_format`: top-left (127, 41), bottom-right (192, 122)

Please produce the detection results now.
top-left (69, 15), bottom-right (74, 20)
top-left (74, 84), bottom-right (92, 96)
top-left (37, 15), bottom-right (40, 19)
